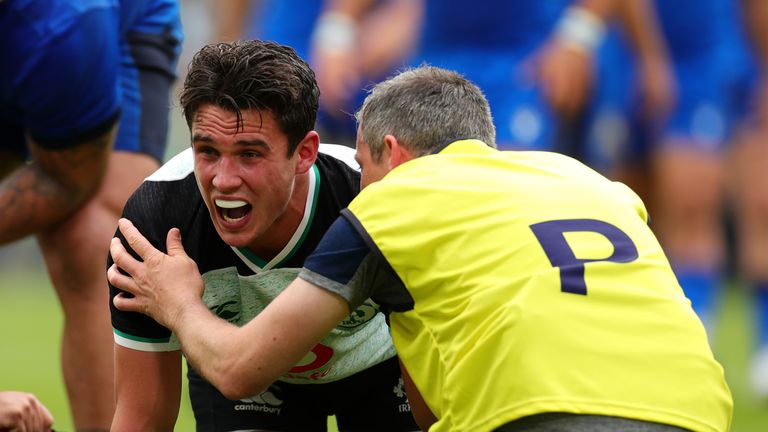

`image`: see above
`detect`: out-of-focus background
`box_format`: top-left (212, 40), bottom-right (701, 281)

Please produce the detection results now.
top-left (2, 0), bottom-right (768, 430)
top-left (0, 1), bottom-right (208, 428)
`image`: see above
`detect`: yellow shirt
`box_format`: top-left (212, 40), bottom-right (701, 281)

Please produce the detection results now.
top-left (347, 140), bottom-right (732, 432)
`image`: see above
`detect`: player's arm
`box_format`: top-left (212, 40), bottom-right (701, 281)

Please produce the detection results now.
top-left (108, 205), bottom-right (184, 430)
top-left (108, 218), bottom-right (351, 399)
top-left (310, 0), bottom-right (373, 118)
top-left (0, 127), bottom-right (115, 245)
top-left (111, 347), bottom-right (182, 432)
top-left (315, 0), bottom-right (423, 68)
top-left (743, 0), bottom-right (768, 65)
top-left (559, 0), bottom-right (617, 46)
top-left (532, 0), bottom-right (618, 116)
top-left (617, 0), bottom-right (675, 118)
top-left (311, 0), bottom-right (423, 118)
top-left (210, 0), bottom-right (256, 42)
top-left (743, 0), bottom-right (768, 126)
top-left (356, 0), bottom-right (424, 80)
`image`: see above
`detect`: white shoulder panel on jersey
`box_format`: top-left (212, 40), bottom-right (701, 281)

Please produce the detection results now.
top-left (145, 148), bottom-right (194, 182)
top-left (319, 143), bottom-right (359, 171)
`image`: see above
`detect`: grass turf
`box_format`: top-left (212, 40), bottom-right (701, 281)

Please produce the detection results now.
top-left (1, 266), bottom-right (765, 431)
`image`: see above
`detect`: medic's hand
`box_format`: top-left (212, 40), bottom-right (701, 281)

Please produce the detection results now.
top-left (108, 218), bottom-right (204, 330)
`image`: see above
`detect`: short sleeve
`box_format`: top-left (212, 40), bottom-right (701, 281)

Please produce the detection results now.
top-left (299, 213), bottom-right (414, 313)
top-left (299, 216), bottom-right (375, 310)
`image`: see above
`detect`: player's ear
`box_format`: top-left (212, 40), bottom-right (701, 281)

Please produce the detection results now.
top-left (294, 131), bottom-right (319, 174)
top-left (385, 134), bottom-right (414, 169)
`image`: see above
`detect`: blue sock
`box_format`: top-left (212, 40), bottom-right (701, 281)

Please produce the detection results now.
top-left (674, 267), bottom-right (720, 328)
top-left (754, 283), bottom-right (768, 347)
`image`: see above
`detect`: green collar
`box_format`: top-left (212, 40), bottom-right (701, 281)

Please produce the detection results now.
top-left (233, 164), bottom-right (321, 272)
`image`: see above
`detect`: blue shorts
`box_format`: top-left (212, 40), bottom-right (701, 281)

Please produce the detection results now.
top-left (580, 27), bottom-right (646, 172)
top-left (581, 24), bottom-right (758, 173)
top-left (660, 53), bottom-right (753, 152)
top-left (0, 0), bottom-right (182, 162)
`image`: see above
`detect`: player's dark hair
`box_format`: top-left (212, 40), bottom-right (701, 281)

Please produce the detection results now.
top-left (180, 40), bottom-right (319, 156)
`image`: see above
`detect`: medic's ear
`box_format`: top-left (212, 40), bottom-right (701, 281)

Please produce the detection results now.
top-left (384, 134), bottom-right (415, 169)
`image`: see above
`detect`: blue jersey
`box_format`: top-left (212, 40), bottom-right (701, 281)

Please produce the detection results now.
top-left (409, 0), bottom-right (572, 150)
top-left (582, 0), bottom-right (759, 170)
top-left (654, 0), bottom-right (721, 58)
top-left (245, 0), bottom-right (322, 62)
top-left (244, 0), bottom-right (365, 141)
top-left (419, 0), bottom-right (570, 55)
top-left (0, 0), bottom-right (182, 160)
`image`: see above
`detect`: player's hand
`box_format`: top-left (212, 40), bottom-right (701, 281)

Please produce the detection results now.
top-left (312, 45), bottom-right (362, 120)
top-left (636, 52), bottom-right (676, 122)
top-left (0, 391), bottom-right (54, 432)
top-left (108, 218), bottom-right (204, 330)
top-left (528, 39), bottom-right (594, 118)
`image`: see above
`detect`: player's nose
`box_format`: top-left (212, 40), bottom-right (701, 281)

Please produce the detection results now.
top-left (211, 157), bottom-right (243, 190)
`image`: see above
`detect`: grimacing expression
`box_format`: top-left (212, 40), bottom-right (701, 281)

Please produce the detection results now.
top-left (191, 104), bottom-right (303, 250)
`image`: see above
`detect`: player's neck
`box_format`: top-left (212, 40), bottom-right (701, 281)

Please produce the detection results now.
top-left (246, 170), bottom-right (310, 261)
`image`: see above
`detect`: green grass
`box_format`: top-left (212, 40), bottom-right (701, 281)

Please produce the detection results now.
top-left (713, 283), bottom-right (768, 431)
top-left (0, 264), bottom-right (342, 431)
top-left (1, 265), bottom-right (766, 431)
top-left (0, 272), bottom-right (196, 431)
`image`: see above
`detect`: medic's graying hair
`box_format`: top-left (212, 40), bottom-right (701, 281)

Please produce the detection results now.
top-left (355, 66), bottom-right (496, 161)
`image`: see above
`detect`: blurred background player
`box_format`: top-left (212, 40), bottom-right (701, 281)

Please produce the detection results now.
top-left (312, 0), bottom-right (627, 154)
top-left (582, 0), bottom-right (768, 399)
top-left (403, 0), bottom-right (615, 151)
top-left (0, 0), bottom-right (182, 429)
top-left (579, 0), bottom-right (674, 201)
top-left (216, 0), bottom-right (616, 153)
top-left (211, 0), bottom-right (423, 147)
top-left (731, 0), bottom-right (768, 400)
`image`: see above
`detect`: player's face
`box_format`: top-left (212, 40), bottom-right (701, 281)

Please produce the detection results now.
top-left (355, 135), bottom-right (390, 189)
top-left (191, 104), bottom-right (315, 250)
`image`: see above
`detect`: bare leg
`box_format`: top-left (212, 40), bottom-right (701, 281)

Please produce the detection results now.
top-left (0, 130), bottom-right (114, 246)
top-left (36, 151), bottom-right (159, 430)
top-left (730, 135), bottom-right (768, 280)
top-left (731, 129), bottom-right (768, 399)
top-left (652, 147), bottom-right (725, 264)
top-left (652, 145), bottom-right (725, 329)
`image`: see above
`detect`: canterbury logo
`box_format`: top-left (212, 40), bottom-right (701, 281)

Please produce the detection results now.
top-left (240, 391), bottom-right (283, 406)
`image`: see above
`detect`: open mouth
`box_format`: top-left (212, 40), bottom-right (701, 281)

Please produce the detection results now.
top-left (215, 199), bottom-right (252, 223)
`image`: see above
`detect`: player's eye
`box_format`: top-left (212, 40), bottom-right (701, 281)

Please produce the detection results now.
top-left (194, 145), bottom-right (218, 157)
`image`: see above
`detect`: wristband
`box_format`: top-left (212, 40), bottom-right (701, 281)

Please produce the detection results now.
top-left (311, 12), bottom-right (358, 53)
top-left (555, 7), bottom-right (606, 53)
